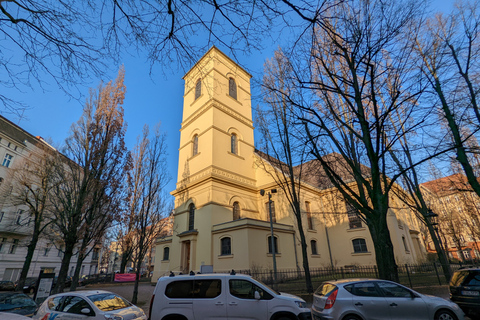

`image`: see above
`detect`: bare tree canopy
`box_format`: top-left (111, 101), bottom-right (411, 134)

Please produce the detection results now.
top-left (50, 67), bottom-right (128, 293)
top-left (1, 0), bottom-right (332, 116)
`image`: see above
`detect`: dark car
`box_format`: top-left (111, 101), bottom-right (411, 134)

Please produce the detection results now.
top-left (450, 267), bottom-right (480, 318)
top-left (0, 292), bottom-right (37, 316)
top-left (0, 281), bottom-right (15, 291)
top-left (20, 277), bottom-right (37, 294)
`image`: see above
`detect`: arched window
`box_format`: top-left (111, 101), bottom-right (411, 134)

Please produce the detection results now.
top-left (229, 78), bottom-right (237, 99)
top-left (352, 238), bottom-right (368, 253)
top-left (233, 202), bottom-right (240, 220)
top-left (306, 202), bottom-right (314, 230)
top-left (163, 247), bottom-right (170, 260)
top-left (188, 204), bottom-right (195, 231)
top-left (267, 236), bottom-right (278, 254)
top-left (265, 201), bottom-right (276, 223)
top-left (221, 237), bottom-right (231, 255)
top-left (311, 240), bottom-right (318, 255)
top-left (195, 79), bottom-right (202, 100)
top-left (231, 133), bottom-right (238, 154)
top-left (192, 135), bottom-right (198, 156)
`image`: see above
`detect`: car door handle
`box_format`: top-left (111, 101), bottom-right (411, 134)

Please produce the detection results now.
top-left (355, 302), bottom-right (363, 306)
top-left (215, 302), bottom-right (224, 306)
top-left (390, 303), bottom-right (398, 307)
top-left (229, 302), bottom-right (238, 306)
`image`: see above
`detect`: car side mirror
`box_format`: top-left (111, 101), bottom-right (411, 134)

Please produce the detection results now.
top-left (254, 291), bottom-right (261, 300)
top-left (81, 308), bottom-right (91, 314)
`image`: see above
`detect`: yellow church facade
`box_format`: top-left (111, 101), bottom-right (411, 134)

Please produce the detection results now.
top-left (152, 47), bottom-right (427, 280)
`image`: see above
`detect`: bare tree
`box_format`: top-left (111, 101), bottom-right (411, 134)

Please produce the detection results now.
top-left (1, 140), bottom-right (58, 290)
top-left (415, 1), bottom-right (480, 198)
top-left (263, 0), bottom-right (427, 281)
top-left (257, 49), bottom-right (313, 293)
top-left (50, 67), bottom-right (128, 293)
top-left (126, 124), bottom-right (171, 304)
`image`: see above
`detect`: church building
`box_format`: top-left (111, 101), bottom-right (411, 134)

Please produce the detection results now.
top-left (152, 47), bottom-right (427, 279)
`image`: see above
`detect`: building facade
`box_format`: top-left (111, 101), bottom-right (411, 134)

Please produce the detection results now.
top-left (0, 116), bottom-right (98, 281)
top-left (421, 173), bottom-right (480, 262)
top-left (152, 47), bottom-right (427, 280)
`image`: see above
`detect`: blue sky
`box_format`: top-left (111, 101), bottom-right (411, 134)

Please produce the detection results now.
top-left (2, 1), bottom-right (454, 198)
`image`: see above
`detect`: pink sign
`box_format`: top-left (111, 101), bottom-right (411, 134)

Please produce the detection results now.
top-left (114, 273), bottom-right (136, 282)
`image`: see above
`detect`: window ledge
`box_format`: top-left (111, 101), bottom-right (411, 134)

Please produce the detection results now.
top-left (347, 227), bottom-right (366, 232)
top-left (352, 252), bottom-right (371, 256)
top-left (267, 253), bottom-right (281, 257)
top-left (226, 93), bottom-right (242, 105)
top-left (161, 259), bottom-right (170, 263)
top-left (311, 254), bottom-right (321, 258)
top-left (218, 254), bottom-right (234, 259)
top-left (227, 151), bottom-right (245, 160)
top-left (188, 152), bottom-right (201, 160)
top-left (190, 94), bottom-right (204, 106)
top-left (308, 229), bottom-right (317, 233)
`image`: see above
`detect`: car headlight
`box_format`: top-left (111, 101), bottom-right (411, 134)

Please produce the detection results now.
top-left (104, 315), bottom-right (123, 320)
top-left (295, 300), bottom-right (307, 308)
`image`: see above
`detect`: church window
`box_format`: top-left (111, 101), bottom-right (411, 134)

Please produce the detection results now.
top-left (163, 247), bottom-right (170, 260)
top-left (188, 204), bottom-right (195, 231)
top-left (221, 237), bottom-right (231, 255)
top-left (229, 78), bottom-right (237, 99)
top-left (347, 203), bottom-right (362, 229)
top-left (192, 135), bottom-right (198, 156)
top-left (268, 236), bottom-right (278, 254)
top-left (311, 240), bottom-right (318, 255)
top-left (352, 238), bottom-right (368, 253)
top-left (233, 202), bottom-right (240, 220)
top-left (195, 79), bottom-right (201, 100)
top-left (231, 133), bottom-right (238, 154)
top-left (306, 202), bottom-right (314, 230)
top-left (266, 201), bottom-right (276, 223)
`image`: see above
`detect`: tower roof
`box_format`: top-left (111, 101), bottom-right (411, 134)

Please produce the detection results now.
top-left (183, 46), bottom-right (252, 80)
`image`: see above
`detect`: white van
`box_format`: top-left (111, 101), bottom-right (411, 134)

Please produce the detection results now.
top-left (148, 272), bottom-right (311, 320)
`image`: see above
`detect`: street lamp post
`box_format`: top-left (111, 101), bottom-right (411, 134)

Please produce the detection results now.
top-left (426, 209), bottom-right (451, 281)
top-left (260, 188), bottom-right (278, 291)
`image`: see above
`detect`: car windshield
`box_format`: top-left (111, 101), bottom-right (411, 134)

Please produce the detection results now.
top-left (0, 293), bottom-right (36, 311)
top-left (88, 293), bottom-right (131, 311)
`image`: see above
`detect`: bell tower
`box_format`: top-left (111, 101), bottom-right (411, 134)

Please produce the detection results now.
top-left (171, 47), bottom-right (258, 272)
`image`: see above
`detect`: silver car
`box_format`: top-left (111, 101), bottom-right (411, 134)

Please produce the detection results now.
top-left (311, 278), bottom-right (464, 320)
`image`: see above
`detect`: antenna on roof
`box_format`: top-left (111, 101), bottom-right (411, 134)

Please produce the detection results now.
top-left (190, 271), bottom-right (195, 276)
top-left (169, 271), bottom-right (175, 277)
top-left (230, 269), bottom-right (236, 275)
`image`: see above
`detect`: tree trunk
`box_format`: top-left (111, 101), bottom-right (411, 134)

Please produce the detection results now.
top-left (427, 223), bottom-right (451, 281)
top-left (15, 228), bottom-right (40, 292)
top-left (132, 263), bottom-right (141, 304)
top-left (51, 240), bottom-right (75, 294)
top-left (368, 213), bottom-right (399, 282)
top-left (293, 202), bottom-right (313, 293)
top-left (120, 252), bottom-right (129, 273)
top-left (70, 236), bottom-right (90, 291)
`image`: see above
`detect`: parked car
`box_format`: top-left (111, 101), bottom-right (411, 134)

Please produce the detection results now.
top-left (311, 278), bottom-right (464, 320)
top-left (0, 312), bottom-right (33, 319)
top-left (0, 292), bottom-right (37, 317)
top-left (0, 281), bottom-right (15, 291)
top-left (450, 266), bottom-right (480, 319)
top-left (149, 272), bottom-right (311, 320)
top-left (20, 277), bottom-right (37, 294)
top-left (33, 290), bottom-right (146, 320)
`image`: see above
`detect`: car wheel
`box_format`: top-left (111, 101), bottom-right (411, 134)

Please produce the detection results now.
top-left (342, 315), bottom-right (362, 320)
top-left (277, 317), bottom-right (292, 320)
top-left (434, 309), bottom-right (457, 320)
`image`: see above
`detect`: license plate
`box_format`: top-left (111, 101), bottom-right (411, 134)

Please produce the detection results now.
top-left (462, 290), bottom-right (480, 296)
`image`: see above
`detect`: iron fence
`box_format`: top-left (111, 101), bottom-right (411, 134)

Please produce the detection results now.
top-left (218, 262), bottom-right (467, 294)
